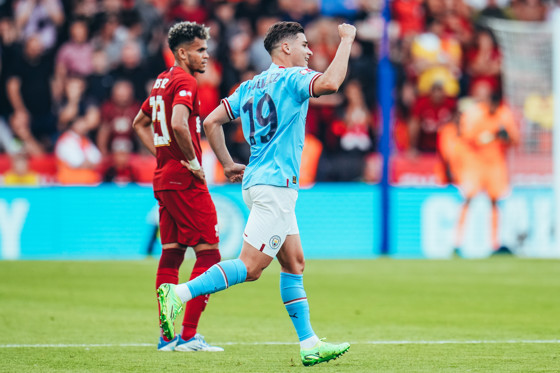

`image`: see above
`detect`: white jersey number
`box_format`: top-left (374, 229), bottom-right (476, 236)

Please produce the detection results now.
top-left (149, 95), bottom-right (171, 146)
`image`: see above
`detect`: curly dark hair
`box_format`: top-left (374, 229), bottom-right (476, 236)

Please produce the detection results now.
top-left (263, 21), bottom-right (305, 54)
top-left (168, 21), bottom-right (210, 52)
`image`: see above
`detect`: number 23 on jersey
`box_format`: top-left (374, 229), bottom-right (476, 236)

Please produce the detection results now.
top-left (149, 95), bottom-right (201, 147)
top-left (150, 95), bottom-right (171, 147)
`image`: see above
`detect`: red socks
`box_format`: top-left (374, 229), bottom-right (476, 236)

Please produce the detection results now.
top-left (155, 248), bottom-right (185, 289)
top-left (181, 249), bottom-right (221, 341)
top-left (156, 248), bottom-right (185, 341)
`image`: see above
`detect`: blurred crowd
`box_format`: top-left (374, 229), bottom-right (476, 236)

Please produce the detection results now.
top-left (0, 0), bottom-right (555, 186)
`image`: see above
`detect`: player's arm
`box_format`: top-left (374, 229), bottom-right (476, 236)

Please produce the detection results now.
top-left (132, 109), bottom-right (156, 156)
top-left (498, 107), bottom-right (520, 146)
top-left (312, 24), bottom-right (356, 97)
top-left (203, 104), bottom-right (246, 183)
top-left (170, 104), bottom-right (205, 182)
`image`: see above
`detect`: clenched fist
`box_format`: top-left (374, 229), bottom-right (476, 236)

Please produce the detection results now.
top-left (338, 23), bottom-right (356, 42)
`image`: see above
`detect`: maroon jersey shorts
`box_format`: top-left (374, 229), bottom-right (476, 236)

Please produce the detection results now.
top-left (155, 187), bottom-right (219, 247)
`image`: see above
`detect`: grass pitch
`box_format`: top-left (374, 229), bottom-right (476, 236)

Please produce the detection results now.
top-left (1, 258), bottom-right (559, 372)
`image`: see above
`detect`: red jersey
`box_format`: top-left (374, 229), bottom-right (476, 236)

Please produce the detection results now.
top-left (412, 96), bottom-right (456, 152)
top-left (101, 100), bottom-right (141, 150)
top-left (141, 66), bottom-right (203, 191)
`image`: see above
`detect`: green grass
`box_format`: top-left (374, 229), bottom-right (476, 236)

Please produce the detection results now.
top-left (1, 258), bottom-right (560, 372)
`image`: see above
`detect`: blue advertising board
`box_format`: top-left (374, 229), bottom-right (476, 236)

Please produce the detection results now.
top-left (0, 184), bottom-right (380, 260)
top-left (1, 184), bottom-right (558, 260)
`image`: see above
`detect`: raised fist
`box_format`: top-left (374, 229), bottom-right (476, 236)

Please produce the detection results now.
top-left (338, 23), bottom-right (356, 41)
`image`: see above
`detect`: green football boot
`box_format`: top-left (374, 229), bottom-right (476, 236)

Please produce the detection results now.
top-left (300, 339), bottom-right (350, 366)
top-left (157, 283), bottom-right (183, 340)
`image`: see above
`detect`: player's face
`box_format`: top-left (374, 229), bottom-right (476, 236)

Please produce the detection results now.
top-left (185, 38), bottom-right (209, 74)
top-left (290, 33), bottom-right (313, 67)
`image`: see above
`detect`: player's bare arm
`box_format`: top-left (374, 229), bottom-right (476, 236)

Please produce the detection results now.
top-left (132, 109), bottom-right (156, 156)
top-left (312, 24), bottom-right (356, 97)
top-left (170, 104), bottom-right (205, 182)
top-left (203, 105), bottom-right (246, 183)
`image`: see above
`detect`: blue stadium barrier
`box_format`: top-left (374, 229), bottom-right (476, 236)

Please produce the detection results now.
top-left (0, 184), bottom-right (557, 260)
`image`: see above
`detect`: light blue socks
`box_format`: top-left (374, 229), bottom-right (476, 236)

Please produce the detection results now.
top-left (185, 259), bottom-right (247, 299)
top-left (280, 272), bottom-right (316, 342)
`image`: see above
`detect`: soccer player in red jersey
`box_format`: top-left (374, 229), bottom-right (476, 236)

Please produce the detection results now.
top-left (132, 22), bottom-right (223, 352)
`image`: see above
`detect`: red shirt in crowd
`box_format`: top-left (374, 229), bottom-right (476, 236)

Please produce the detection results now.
top-left (100, 100), bottom-right (141, 150)
top-left (411, 96), bottom-right (456, 152)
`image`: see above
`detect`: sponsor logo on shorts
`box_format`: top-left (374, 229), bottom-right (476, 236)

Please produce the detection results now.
top-left (269, 235), bottom-right (281, 250)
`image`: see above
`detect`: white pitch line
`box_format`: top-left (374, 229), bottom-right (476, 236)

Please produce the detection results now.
top-left (1, 340), bottom-right (560, 348)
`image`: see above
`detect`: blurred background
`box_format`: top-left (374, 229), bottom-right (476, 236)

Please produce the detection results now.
top-left (0, 0), bottom-right (558, 260)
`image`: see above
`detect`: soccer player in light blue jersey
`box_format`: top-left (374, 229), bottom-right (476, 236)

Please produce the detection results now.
top-left (157, 21), bottom-right (356, 366)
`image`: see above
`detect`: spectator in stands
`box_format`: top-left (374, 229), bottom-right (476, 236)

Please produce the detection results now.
top-left (277, 0), bottom-right (318, 26)
top-left (466, 28), bottom-right (501, 96)
top-left (411, 17), bottom-right (461, 97)
top-left (14, 0), bottom-right (64, 51)
top-left (102, 137), bottom-right (137, 184)
top-left (248, 17), bottom-right (276, 73)
top-left (56, 76), bottom-right (100, 132)
top-left (6, 35), bottom-right (57, 154)
top-left (86, 49), bottom-right (114, 105)
top-left (392, 0), bottom-right (426, 38)
top-left (96, 80), bottom-right (140, 156)
top-left (55, 115), bottom-right (101, 185)
top-left (55, 17), bottom-right (94, 84)
top-left (196, 60), bottom-right (221, 119)
top-left (134, 0), bottom-right (167, 78)
top-left (91, 13), bottom-right (127, 69)
top-left (3, 148), bottom-right (39, 185)
top-left (111, 41), bottom-right (150, 102)
top-left (219, 33), bottom-right (252, 99)
top-left (0, 18), bottom-right (18, 154)
top-left (0, 17), bottom-right (17, 121)
top-left (338, 80), bottom-right (375, 155)
top-left (409, 81), bottom-right (456, 154)
top-left (442, 3), bottom-right (474, 47)
top-left (394, 81), bottom-right (417, 153)
top-left (236, 0), bottom-right (276, 32)
top-left (323, 79), bottom-right (375, 181)
top-left (167, 0), bottom-right (208, 25)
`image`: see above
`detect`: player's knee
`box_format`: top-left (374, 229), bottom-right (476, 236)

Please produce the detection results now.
top-left (280, 258), bottom-right (305, 275)
top-left (245, 267), bottom-right (264, 282)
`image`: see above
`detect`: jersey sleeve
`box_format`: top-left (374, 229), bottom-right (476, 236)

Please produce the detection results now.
top-left (285, 67), bottom-right (323, 102)
top-left (221, 85), bottom-right (242, 121)
top-left (172, 76), bottom-right (197, 111)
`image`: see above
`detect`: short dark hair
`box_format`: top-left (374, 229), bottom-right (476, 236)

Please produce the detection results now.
top-left (263, 21), bottom-right (305, 54)
top-left (168, 21), bottom-right (210, 52)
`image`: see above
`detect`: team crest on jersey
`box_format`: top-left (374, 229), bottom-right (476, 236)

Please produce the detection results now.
top-left (269, 235), bottom-right (281, 250)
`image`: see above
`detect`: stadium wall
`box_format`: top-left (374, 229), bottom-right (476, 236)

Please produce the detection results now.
top-left (0, 184), bottom-right (557, 260)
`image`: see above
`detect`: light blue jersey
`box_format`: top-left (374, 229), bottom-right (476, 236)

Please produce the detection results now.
top-left (222, 63), bottom-right (322, 190)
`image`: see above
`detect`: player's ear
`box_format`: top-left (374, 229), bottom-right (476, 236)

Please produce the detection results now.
top-left (176, 46), bottom-right (188, 60)
top-left (281, 41), bottom-right (291, 55)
